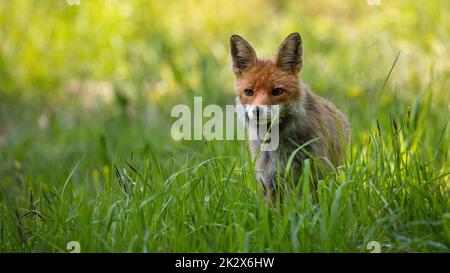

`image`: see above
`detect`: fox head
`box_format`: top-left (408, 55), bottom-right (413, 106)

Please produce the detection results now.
top-left (230, 33), bottom-right (303, 124)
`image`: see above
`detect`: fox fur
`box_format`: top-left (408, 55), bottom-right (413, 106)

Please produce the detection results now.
top-left (230, 33), bottom-right (350, 203)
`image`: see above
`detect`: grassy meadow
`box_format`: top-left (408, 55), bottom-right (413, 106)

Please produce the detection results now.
top-left (0, 0), bottom-right (449, 252)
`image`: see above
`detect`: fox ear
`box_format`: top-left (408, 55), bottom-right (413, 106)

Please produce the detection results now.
top-left (230, 35), bottom-right (257, 75)
top-left (276, 32), bottom-right (303, 73)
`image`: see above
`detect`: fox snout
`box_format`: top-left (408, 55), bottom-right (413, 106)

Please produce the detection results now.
top-left (245, 104), bottom-right (280, 125)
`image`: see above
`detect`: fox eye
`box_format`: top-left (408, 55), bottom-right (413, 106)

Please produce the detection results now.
top-left (244, 89), bottom-right (254, 96)
top-left (272, 88), bottom-right (284, 96)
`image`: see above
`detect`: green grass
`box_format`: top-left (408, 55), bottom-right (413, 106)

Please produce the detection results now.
top-left (0, 0), bottom-right (449, 252)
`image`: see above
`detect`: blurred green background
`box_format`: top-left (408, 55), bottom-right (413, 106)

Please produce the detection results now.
top-left (1, 0), bottom-right (448, 170)
top-left (0, 0), bottom-right (449, 252)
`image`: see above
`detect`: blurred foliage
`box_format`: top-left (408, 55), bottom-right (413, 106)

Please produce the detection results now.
top-left (0, 0), bottom-right (449, 252)
top-left (0, 0), bottom-right (449, 169)
top-left (1, 0), bottom-right (449, 158)
top-left (0, 0), bottom-right (449, 104)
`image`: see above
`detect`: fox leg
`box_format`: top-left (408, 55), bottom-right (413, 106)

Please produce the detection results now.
top-left (258, 175), bottom-right (278, 204)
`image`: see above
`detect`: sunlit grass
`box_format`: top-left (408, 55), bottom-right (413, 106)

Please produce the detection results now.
top-left (0, 0), bottom-right (449, 252)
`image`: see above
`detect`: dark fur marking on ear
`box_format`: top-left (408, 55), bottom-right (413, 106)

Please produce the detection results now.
top-left (276, 32), bottom-right (303, 73)
top-left (230, 35), bottom-right (257, 75)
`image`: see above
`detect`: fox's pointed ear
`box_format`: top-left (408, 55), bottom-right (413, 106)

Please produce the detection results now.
top-left (276, 32), bottom-right (303, 73)
top-left (230, 35), bottom-right (257, 75)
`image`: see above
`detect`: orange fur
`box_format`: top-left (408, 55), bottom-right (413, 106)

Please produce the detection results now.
top-left (231, 33), bottom-right (350, 203)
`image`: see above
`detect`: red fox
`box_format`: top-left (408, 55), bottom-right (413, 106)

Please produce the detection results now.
top-left (230, 33), bottom-right (350, 203)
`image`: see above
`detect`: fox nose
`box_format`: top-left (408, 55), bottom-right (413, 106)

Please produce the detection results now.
top-left (246, 105), bottom-right (271, 122)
